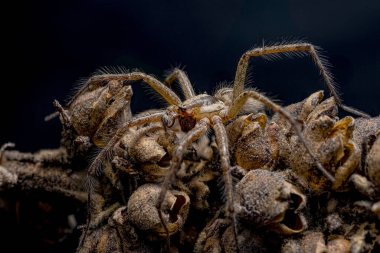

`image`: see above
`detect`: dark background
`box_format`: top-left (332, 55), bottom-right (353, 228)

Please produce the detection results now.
top-left (2, 0), bottom-right (380, 152)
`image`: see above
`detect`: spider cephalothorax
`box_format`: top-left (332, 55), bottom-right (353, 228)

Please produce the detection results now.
top-left (167, 94), bottom-right (227, 132)
top-left (60, 42), bottom-right (371, 252)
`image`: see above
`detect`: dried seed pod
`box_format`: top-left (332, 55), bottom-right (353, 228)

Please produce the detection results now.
top-left (344, 118), bottom-right (379, 198)
top-left (366, 132), bottom-right (380, 190)
top-left (235, 169), bottom-right (307, 234)
top-left (222, 226), bottom-right (269, 253)
top-left (130, 135), bottom-right (167, 164)
top-left (349, 174), bottom-right (377, 199)
top-left (79, 206), bottom-right (153, 253)
top-left (177, 159), bottom-right (216, 210)
top-left (282, 232), bottom-right (327, 253)
top-left (118, 124), bottom-right (170, 182)
top-left (352, 116), bottom-right (380, 164)
top-left (194, 218), bottom-right (230, 253)
top-left (327, 238), bottom-right (351, 253)
top-left (229, 113), bottom-right (278, 170)
top-left (274, 93), bottom-right (361, 192)
top-left (300, 232), bottom-right (327, 253)
top-left (371, 201), bottom-right (380, 218)
top-left (0, 165), bottom-right (17, 190)
top-left (119, 123), bottom-right (166, 163)
top-left (127, 184), bottom-right (190, 238)
top-left (67, 81), bottom-right (133, 147)
top-left (271, 90), bottom-right (325, 133)
top-left (350, 223), bottom-right (380, 253)
top-left (194, 217), bottom-right (269, 253)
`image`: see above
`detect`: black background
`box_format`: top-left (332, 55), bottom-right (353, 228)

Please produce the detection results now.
top-left (2, 0), bottom-right (380, 151)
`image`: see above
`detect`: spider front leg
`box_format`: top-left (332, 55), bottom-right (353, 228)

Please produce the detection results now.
top-left (227, 90), bottom-right (336, 182)
top-left (88, 111), bottom-right (167, 177)
top-left (164, 68), bottom-right (196, 99)
top-left (232, 42), bottom-right (369, 118)
top-left (157, 118), bottom-right (209, 246)
top-left (62, 71), bottom-right (182, 111)
top-left (212, 115), bottom-right (240, 253)
top-left (79, 111), bottom-right (166, 249)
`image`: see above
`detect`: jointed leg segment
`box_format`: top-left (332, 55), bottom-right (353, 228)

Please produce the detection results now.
top-left (87, 111), bottom-right (167, 177)
top-left (232, 43), bottom-right (369, 118)
top-left (228, 90), bottom-right (336, 182)
top-left (81, 111), bottom-right (167, 250)
top-left (212, 115), bottom-right (239, 252)
top-left (165, 68), bottom-right (196, 99)
top-left (69, 72), bottom-right (182, 108)
top-left (157, 118), bottom-right (209, 241)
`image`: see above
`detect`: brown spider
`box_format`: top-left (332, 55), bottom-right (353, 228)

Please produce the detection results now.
top-left (76, 42), bottom-right (369, 250)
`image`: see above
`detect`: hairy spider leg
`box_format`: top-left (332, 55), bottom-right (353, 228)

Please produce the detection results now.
top-left (52, 100), bottom-right (72, 128)
top-left (78, 111), bottom-right (166, 251)
top-left (45, 72), bottom-right (183, 121)
top-left (228, 90), bottom-right (336, 182)
top-left (157, 118), bottom-right (209, 249)
top-left (164, 68), bottom-right (196, 99)
top-left (212, 115), bottom-right (240, 253)
top-left (80, 72), bottom-right (183, 250)
top-left (232, 43), bottom-right (369, 118)
top-left (88, 111), bottom-right (167, 177)
top-left (83, 72), bottom-right (182, 106)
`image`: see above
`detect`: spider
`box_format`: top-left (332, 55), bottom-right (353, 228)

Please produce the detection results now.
top-left (76, 42), bottom-right (369, 250)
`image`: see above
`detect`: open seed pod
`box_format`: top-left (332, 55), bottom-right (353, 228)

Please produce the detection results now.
top-left (119, 125), bottom-right (171, 182)
top-left (78, 206), bottom-right (153, 253)
top-left (235, 169), bottom-right (307, 235)
top-left (70, 82), bottom-right (133, 147)
top-left (275, 94), bottom-right (361, 192)
top-left (127, 131), bottom-right (167, 164)
top-left (230, 113), bottom-right (278, 170)
top-left (127, 184), bottom-right (190, 238)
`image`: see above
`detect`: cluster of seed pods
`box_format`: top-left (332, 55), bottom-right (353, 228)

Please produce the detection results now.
top-left (25, 84), bottom-right (380, 253)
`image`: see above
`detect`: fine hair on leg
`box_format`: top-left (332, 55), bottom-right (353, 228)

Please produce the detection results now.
top-left (232, 42), bottom-right (369, 118)
top-left (165, 68), bottom-right (196, 99)
top-left (45, 71), bottom-right (183, 121)
top-left (228, 90), bottom-right (336, 182)
top-left (212, 115), bottom-right (240, 253)
top-left (156, 118), bottom-right (209, 249)
top-left (79, 111), bottom-right (166, 250)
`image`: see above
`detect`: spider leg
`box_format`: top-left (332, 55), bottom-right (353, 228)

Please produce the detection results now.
top-left (157, 118), bottom-right (209, 247)
top-left (46, 71), bottom-right (181, 121)
top-left (71, 72), bottom-right (182, 108)
top-left (212, 115), bottom-right (240, 253)
top-left (79, 111), bottom-right (166, 250)
top-left (232, 43), bottom-right (369, 118)
top-left (164, 68), bottom-right (196, 99)
top-left (88, 111), bottom-right (166, 177)
top-left (52, 99), bottom-right (72, 128)
top-left (227, 90), bottom-right (336, 182)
